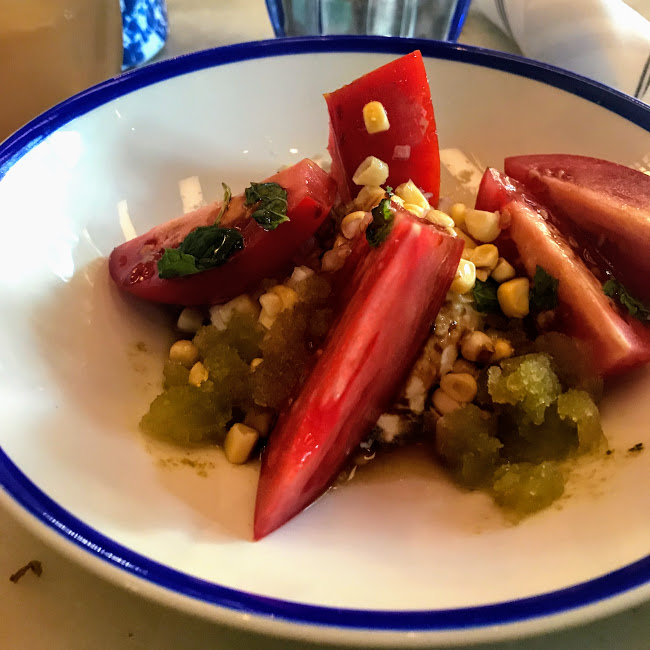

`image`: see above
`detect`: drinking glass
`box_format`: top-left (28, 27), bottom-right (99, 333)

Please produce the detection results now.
top-left (266, 0), bottom-right (472, 41)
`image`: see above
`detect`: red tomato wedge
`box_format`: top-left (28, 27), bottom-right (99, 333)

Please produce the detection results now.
top-left (324, 51), bottom-right (440, 206)
top-left (504, 154), bottom-right (650, 302)
top-left (108, 159), bottom-right (336, 306)
top-left (254, 208), bottom-right (463, 539)
top-left (476, 168), bottom-right (650, 377)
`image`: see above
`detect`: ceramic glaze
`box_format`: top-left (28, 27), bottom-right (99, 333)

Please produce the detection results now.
top-left (0, 37), bottom-right (648, 647)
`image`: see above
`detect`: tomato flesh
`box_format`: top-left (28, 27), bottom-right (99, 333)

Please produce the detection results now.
top-left (325, 51), bottom-right (440, 206)
top-left (254, 209), bottom-right (463, 539)
top-left (476, 168), bottom-right (650, 377)
top-left (108, 159), bottom-right (336, 305)
top-left (505, 154), bottom-right (650, 302)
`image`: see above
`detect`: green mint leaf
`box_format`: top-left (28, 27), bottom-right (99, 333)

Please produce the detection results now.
top-left (157, 226), bottom-right (244, 279)
top-left (244, 181), bottom-right (289, 230)
top-left (366, 198), bottom-right (394, 247)
top-left (215, 182), bottom-right (232, 225)
top-left (179, 225), bottom-right (243, 262)
top-left (157, 248), bottom-right (202, 278)
top-left (472, 277), bottom-right (501, 313)
top-left (529, 265), bottom-right (559, 312)
top-left (603, 278), bottom-right (650, 322)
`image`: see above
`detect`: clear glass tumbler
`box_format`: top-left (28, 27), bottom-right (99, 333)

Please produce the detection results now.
top-left (266, 0), bottom-right (472, 41)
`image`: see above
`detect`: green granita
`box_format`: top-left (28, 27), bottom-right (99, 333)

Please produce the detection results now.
top-left (252, 275), bottom-right (332, 409)
top-left (488, 353), bottom-right (561, 425)
top-left (435, 404), bottom-right (502, 488)
top-left (163, 360), bottom-right (190, 388)
top-left (140, 384), bottom-right (232, 444)
top-left (557, 389), bottom-right (604, 451)
top-left (498, 404), bottom-right (578, 464)
top-left (435, 348), bottom-right (605, 516)
top-left (141, 313), bottom-right (263, 444)
top-left (492, 461), bottom-right (565, 514)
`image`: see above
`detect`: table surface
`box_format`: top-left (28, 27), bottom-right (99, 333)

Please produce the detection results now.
top-left (1, 1), bottom-right (649, 648)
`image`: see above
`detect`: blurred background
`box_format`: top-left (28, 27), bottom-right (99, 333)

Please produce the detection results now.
top-left (2, 0), bottom-right (650, 142)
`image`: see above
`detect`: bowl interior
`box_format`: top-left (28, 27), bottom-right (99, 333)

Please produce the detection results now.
top-left (0, 43), bottom-right (649, 629)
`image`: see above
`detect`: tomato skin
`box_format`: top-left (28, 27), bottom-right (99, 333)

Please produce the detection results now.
top-left (504, 154), bottom-right (650, 302)
top-left (325, 51), bottom-right (440, 206)
top-left (476, 168), bottom-right (650, 377)
top-left (108, 159), bottom-right (336, 306)
top-left (253, 209), bottom-right (463, 539)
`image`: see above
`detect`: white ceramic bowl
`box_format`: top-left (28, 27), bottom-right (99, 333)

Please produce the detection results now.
top-left (0, 37), bottom-right (649, 648)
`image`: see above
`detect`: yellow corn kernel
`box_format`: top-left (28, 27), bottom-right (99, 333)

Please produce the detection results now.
top-left (224, 423), bottom-right (259, 464)
top-left (497, 277), bottom-right (530, 318)
top-left (188, 361), bottom-right (209, 387)
top-left (363, 101), bottom-right (390, 134)
top-left (492, 338), bottom-right (514, 362)
top-left (425, 209), bottom-right (455, 228)
top-left (465, 208), bottom-right (501, 243)
top-left (341, 210), bottom-right (368, 239)
top-left (432, 388), bottom-right (461, 415)
top-left (475, 268), bottom-right (490, 282)
top-left (320, 249), bottom-right (343, 273)
top-left (472, 244), bottom-right (499, 270)
top-left (286, 265), bottom-right (314, 289)
top-left (258, 291), bottom-right (283, 329)
top-left (258, 311), bottom-right (276, 330)
top-left (450, 259), bottom-right (476, 294)
top-left (176, 307), bottom-right (204, 333)
top-left (492, 257), bottom-right (516, 283)
top-left (439, 372), bottom-right (478, 403)
top-left (250, 357), bottom-right (263, 371)
top-left (354, 185), bottom-right (386, 211)
top-left (333, 234), bottom-right (349, 249)
top-left (440, 343), bottom-right (459, 376)
top-left (271, 285), bottom-right (298, 311)
top-left (450, 202), bottom-right (467, 227)
top-left (271, 285), bottom-right (298, 310)
top-left (169, 340), bottom-right (199, 368)
top-left (403, 202), bottom-right (425, 217)
top-left (210, 294), bottom-right (259, 330)
top-left (454, 227), bottom-right (477, 250)
top-left (461, 331), bottom-right (495, 363)
top-left (395, 180), bottom-right (430, 210)
top-left (352, 156), bottom-right (389, 186)
top-left (452, 358), bottom-right (479, 377)
top-left (321, 244), bottom-right (351, 272)
top-left (259, 291), bottom-right (282, 317)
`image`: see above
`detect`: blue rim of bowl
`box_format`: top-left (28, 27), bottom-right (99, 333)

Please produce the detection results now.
top-left (0, 36), bottom-right (649, 633)
top-left (264, 0), bottom-right (472, 41)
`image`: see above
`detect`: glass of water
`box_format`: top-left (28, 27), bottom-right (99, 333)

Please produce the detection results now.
top-left (266, 0), bottom-right (472, 41)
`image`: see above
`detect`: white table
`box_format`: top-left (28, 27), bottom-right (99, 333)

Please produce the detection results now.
top-left (1, 1), bottom-right (648, 647)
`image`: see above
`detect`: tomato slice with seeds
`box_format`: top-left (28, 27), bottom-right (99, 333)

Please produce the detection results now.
top-left (108, 159), bottom-right (336, 306)
top-left (254, 208), bottom-right (463, 539)
top-left (325, 50), bottom-right (440, 206)
top-left (504, 154), bottom-right (650, 302)
top-left (476, 167), bottom-right (650, 377)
